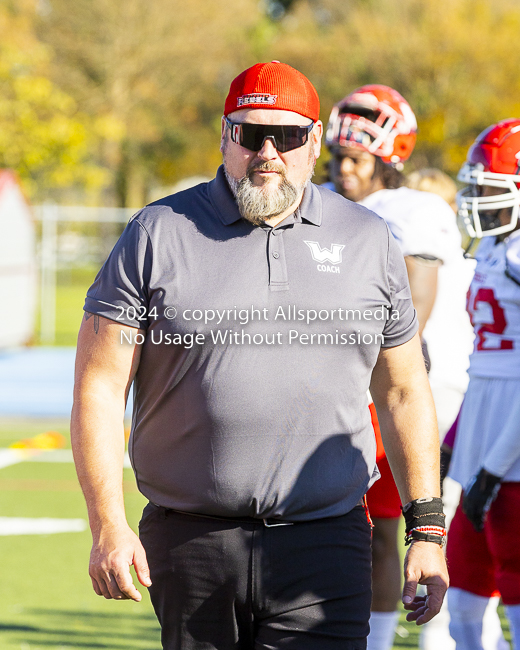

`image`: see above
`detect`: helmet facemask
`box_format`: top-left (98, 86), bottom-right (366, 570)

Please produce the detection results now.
top-left (326, 85), bottom-right (417, 166)
top-left (326, 103), bottom-right (400, 162)
top-left (457, 163), bottom-right (520, 238)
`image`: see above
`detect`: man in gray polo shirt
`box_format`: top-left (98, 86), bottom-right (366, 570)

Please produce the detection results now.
top-left (72, 62), bottom-right (448, 650)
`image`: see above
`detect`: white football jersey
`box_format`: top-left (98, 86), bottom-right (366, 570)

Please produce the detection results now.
top-left (360, 187), bottom-right (475, 392)
top-left (448, 375), bottom-right (520, 483)
top-left (466, 229), bottom-right (520, 379)
top-left (449, 231), bottom-right (520, 484)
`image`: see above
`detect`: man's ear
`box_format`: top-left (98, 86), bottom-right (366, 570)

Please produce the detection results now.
top-left (220, 116), bottom-right (227, 154)
top-left (312, 120), bottom-right (323, 160)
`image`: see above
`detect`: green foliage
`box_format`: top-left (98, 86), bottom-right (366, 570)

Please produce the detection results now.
top-left (0, 0), bottom-right (112, 200)
top-left (264, 0), bottom-right (520, 176)
top-left (3, 0), bottom-right (520, 202)
top-left (37, 0), bottom-right (266, 206)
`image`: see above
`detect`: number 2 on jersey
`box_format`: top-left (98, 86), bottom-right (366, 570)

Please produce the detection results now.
top-left (467, 287), bottom-right (514, 351)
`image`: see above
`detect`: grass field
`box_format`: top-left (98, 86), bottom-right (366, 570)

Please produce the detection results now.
top-left (0, 418), bottom-right (160, 650)
top-left (0, 417), bottom-right (510, 649)
top-left (38, 268), bottom-right (97, 346)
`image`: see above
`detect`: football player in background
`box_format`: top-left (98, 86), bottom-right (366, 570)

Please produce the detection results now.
top-left (446, 119), bottom-right (520, 650)
top-left (408, 168), bottom-right (508, 650)
top-left (406, 168), bottom-right (471, 527)
top-left (324, 86), bottom-right (473, 650)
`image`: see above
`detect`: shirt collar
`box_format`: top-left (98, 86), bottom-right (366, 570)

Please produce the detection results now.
top-left (208, 166), bottom-right (243, 225)
top-left (297, 181), bottom-right (322, 226)
top-left (208, 165), bottom-right (322, 227)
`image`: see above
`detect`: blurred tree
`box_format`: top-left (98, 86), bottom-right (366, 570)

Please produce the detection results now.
top-left (262, 0), bottom-right (520, 177)
top-left (0, 0), bottom-right (109, 200)
top-left (17, 0), bottom-right (520, 203)
top-left (38, 0), bottom-right (268, 206)
top-left (265, 0), bottom-right (301, 21)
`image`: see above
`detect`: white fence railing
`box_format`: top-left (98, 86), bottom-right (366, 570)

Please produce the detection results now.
top-left (34, 205), bottom-right (135, 344)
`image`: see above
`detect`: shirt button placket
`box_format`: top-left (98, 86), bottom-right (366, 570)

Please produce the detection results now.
top-left (269, 229), bottom-right (281, 263)
top-left (267, 229), bottom-right (289, 291)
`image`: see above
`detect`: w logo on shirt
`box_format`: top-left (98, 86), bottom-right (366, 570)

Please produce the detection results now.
top-left (304, 240), bottom-right (345, 265)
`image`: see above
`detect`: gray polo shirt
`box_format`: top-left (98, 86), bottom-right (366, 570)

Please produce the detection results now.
top-left (84, 165), bottom-right (417, 521)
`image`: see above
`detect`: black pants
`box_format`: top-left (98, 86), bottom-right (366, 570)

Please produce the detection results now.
top-left (139, 505), bottom-right (372, 650)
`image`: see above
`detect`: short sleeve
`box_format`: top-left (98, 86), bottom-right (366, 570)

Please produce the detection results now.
top-left (381, 225), bottom-right (418, 348)
top-left (395, 195), bottom-right (459, 262)
top-left (83, 216), bottom-right (153, 329)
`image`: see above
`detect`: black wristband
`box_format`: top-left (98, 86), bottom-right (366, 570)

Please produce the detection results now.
top-left (405, 528), bottom-right (446, 546)
top-left (402, 497), bottom-right (445, 534)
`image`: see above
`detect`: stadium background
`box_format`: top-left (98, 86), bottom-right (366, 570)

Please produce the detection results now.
top-left (0, 0), bottom-right (516, 647)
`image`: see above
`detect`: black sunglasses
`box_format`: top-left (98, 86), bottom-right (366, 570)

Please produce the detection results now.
top-left (224, 116), bottom-right (314, 153)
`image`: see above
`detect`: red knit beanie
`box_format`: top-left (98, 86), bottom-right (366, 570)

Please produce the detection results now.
top-left (224, 61), bottom-right (320, 121)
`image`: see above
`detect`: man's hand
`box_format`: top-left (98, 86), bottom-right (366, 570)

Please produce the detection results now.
top-left (462, 468), bottom-right (501, 532)
top-left (402, 540), bottom-right (449, 625)
top-left (72, 316), bottom-right (146, 602)
top-left (89, 524), bottom-right (151, 601)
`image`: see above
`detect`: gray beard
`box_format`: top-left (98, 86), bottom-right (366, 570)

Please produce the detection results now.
top-left (225, 160), bottom-right (315, 226)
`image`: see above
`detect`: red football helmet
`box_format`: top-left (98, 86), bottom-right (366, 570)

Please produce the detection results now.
top-left (325, 84), bottom-right (417, 165)
top-left (457, 119), bottom-right (520, 238)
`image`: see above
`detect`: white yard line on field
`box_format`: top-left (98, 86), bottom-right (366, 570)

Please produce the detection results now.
top-left (0, 517), bottom-right (87, 535)
top-left (0, 448), bottom-right (132, 468)
top-left (0, 448), bottom-right (28, 469)
top-left (0, 447), bottom-right (131, 535)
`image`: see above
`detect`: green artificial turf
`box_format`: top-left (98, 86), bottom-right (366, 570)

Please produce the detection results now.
top-left (0, 417), bottom-right (159, 649)
top-left (0, 418), bottom-right (512, 649)
top-left (54, 285), bottom-right (87, 346)
top-left (0, 493), bottom-right (160, 649)
top-left (0, 418), bottom-right (71, 447)
top-left (37, 267), bottom-right (98, 346)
